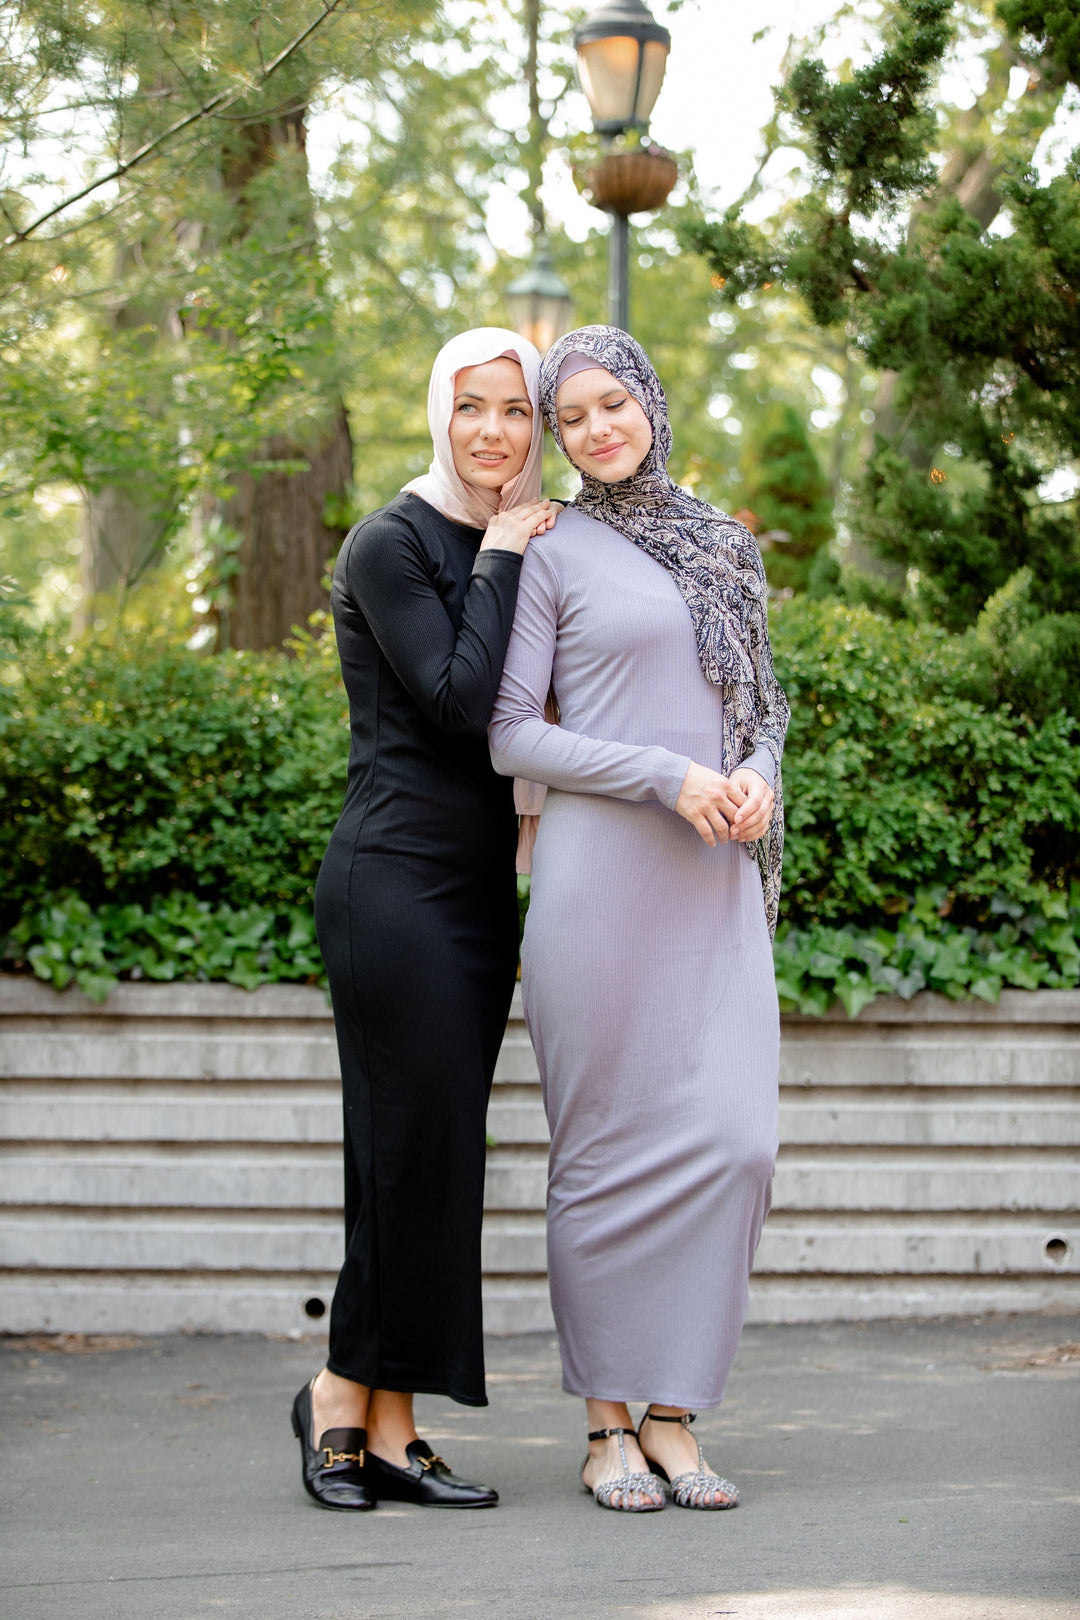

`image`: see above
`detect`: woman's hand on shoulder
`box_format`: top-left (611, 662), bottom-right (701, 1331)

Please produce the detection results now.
top-left (727, 767), bottom-right (775, 843)
top-left (480, 500), bottom-right (555, 555)
top-left (675, 762), bottom-right (741, 845)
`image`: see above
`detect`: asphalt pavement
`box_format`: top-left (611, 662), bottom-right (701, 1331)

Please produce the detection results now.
top-left (2, 1314), bottom-right (1078, 1620)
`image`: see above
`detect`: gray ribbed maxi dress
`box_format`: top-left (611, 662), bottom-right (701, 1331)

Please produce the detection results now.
top-left (488, 507), bottom-right (779, 1409)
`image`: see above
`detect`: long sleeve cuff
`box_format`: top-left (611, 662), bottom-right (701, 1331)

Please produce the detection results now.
top-left (735, 742), bottom-right (776, 789)
top-left (658, 753), bottom-right (692, 810)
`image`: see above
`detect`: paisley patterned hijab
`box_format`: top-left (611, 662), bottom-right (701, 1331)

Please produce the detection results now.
top-left (539, 324), bottom-right (790, 936)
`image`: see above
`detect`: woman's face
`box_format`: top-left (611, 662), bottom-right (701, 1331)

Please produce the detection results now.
top-left (554, 366), bottom-right (653, 483)
top-left (448, 357), bottom-right (534, 491)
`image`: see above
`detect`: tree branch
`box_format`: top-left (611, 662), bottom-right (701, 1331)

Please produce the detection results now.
top-left (1, 0), bottom-right (352, 253)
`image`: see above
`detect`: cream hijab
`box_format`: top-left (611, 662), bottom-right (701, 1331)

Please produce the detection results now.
top-left (401, 327), bottom-right (544, 527)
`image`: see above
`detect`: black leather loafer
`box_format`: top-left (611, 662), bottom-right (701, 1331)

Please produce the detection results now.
top-left (364, 1439), bottom-right (498, 1508)
top-left (290, 1378), bottom-right (376, 1511)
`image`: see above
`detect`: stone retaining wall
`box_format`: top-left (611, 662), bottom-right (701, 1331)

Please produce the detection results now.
top-left (1, 978), bottom-right (1077, 1335)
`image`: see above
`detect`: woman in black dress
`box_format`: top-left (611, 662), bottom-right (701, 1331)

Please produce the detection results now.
top-left (291, 328), bottom-right (553, 1511)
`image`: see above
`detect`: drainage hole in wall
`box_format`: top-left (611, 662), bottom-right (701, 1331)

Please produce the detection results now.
top-left (1044, 1237), bottom-right (1069, 1267)
top-left (303, 1296), bottom-right (328, 1319)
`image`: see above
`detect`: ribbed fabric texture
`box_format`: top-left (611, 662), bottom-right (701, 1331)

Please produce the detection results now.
top-left (317, 492), bottom-right (522, 1406)
top-left (489, 509), bottom-right (779, 1408)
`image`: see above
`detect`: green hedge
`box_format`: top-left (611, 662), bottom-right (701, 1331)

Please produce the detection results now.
top-left (13, 883), bottom-right (1079, 1013)
top-left (771, 599), bottom-right (1080, 925)
top-left (774, 890), bottom-right (1080, 1017)
top-left (0, 620), bottom-right (347, 923)
top-left (8, 891), bottom-right (324, 1003)
top-left (2, 599), bottom-right (1078, 1009)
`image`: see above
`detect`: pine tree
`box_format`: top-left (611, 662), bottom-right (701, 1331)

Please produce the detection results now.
top-left (678, 0), bottom-right (1080, 654)
top-left (741, 405), bottom-right (834, 594)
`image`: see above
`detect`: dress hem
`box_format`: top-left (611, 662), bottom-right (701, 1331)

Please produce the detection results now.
top-left (560, 1379), bottom-right (723, 1411)
top-left (325, 1358), bottom-right (488, 1407)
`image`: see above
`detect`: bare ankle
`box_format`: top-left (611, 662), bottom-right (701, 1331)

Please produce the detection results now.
top-left (311, 1368), bottom-right (368, 1437)
top-left (585, 1398), bottom-right (633, 1439)
top-left (366, 1390), bottom-right (418, 1468)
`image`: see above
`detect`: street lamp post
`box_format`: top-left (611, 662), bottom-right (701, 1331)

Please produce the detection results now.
top-left (573, 0), bottom-right (673, 332)
top-left (608, 208), bottom-right (630, 337)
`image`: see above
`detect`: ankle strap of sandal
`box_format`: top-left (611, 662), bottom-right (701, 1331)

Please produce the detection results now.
top-left (641, 1409), bottom-right (697, 1427)
top-left (587, 1426), bottom-right (636, 1442)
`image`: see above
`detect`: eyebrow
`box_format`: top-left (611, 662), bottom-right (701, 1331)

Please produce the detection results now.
top-left (455, 391), bottom-right (531, 404)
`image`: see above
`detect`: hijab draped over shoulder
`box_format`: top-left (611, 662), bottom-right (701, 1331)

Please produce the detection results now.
top-left (402, 327), bottom-right (543, 528)
top-left (538, 324), bottom-right (790, 937)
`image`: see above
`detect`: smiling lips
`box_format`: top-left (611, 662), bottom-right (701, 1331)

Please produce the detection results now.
top-left (590, 439), bottom-right (626, 461)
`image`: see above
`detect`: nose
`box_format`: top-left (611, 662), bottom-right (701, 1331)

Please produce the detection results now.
top-left (479, 411), bottom-right (504, 440)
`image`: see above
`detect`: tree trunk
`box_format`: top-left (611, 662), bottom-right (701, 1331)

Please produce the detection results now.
top-left (222, 404), bottom-right (353, 649)
top-left (79, 203), bottom-right (181, 607)
top-left (524, 0), bottom-right (545, 234)
top-left (80, 483), bottom-right (171, 601)
top-left (219, 108), bottom-right (354, 650)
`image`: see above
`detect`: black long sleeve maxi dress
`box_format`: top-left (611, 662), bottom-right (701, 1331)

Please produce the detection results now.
top-left (314, 490), bottom-right (523, 1407)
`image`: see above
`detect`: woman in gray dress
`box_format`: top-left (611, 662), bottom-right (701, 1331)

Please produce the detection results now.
top-left (488, 326), bottom-right (789, 1514)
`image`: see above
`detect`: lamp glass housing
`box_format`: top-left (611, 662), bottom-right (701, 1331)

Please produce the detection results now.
top-left (634, 38), bottom-right (669, 124)
top-left (577, 35), bottom-right (669, 130)
top-left (506, 291), bottom-right (573, 356)
top-left (505, 249), bottom-right (574, 354)
top-left (574, 0), bottom-right (671, 134)
top-left (577, 36), bottom-right (636, 128)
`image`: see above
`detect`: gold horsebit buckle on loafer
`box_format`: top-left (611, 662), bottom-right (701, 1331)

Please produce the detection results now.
top-left (322, 1447), bottom-right (364, 1467)
top-left (417, 1454), bottom-right (448, 1472)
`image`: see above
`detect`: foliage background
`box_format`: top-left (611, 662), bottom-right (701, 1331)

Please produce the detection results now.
top-left (1, 0), bottom-right (1078, 1011)
top-left (0, 0), bottom-right (872, 621)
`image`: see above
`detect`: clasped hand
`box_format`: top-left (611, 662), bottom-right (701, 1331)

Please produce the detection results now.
top-left (480, 500), bottom-right (562, 555)
top-left (675, 762), bottom-right (775, 846)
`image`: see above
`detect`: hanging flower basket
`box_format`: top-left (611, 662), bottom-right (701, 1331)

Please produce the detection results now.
top-left (581, 147), bottom-right (678, 216)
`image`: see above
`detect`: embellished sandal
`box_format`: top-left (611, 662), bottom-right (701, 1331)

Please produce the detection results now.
top-left (581, 1426), bottom-right (665, 1513)
top-left (638, 1409), bottom-right (739, 1510)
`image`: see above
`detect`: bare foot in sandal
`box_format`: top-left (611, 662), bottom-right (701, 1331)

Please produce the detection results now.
top-left (638, 1407), bottom-right (739, 1509)
top-left (581, 1400), bottom-right (664, 1512)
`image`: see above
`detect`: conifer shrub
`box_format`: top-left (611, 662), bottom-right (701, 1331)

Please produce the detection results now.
top-left (742, 404), bottom-right (834, 593)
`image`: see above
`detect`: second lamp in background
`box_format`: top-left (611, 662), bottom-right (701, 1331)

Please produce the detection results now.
top-left (505, 240), bottom-right (574, 355)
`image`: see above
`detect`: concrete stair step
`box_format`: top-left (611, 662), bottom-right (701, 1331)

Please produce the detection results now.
top-left (2, 980), bottom-right (1078, 1334)
top-left (4, 1146), bottom-right (1076, 1215)
top-left (3, 1210), bottom-right (1075, 1279)
top-left (6, 1084), bottom-right (1075, 1151)
top-left (3, 1270), bottom-right (1078, 1339)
